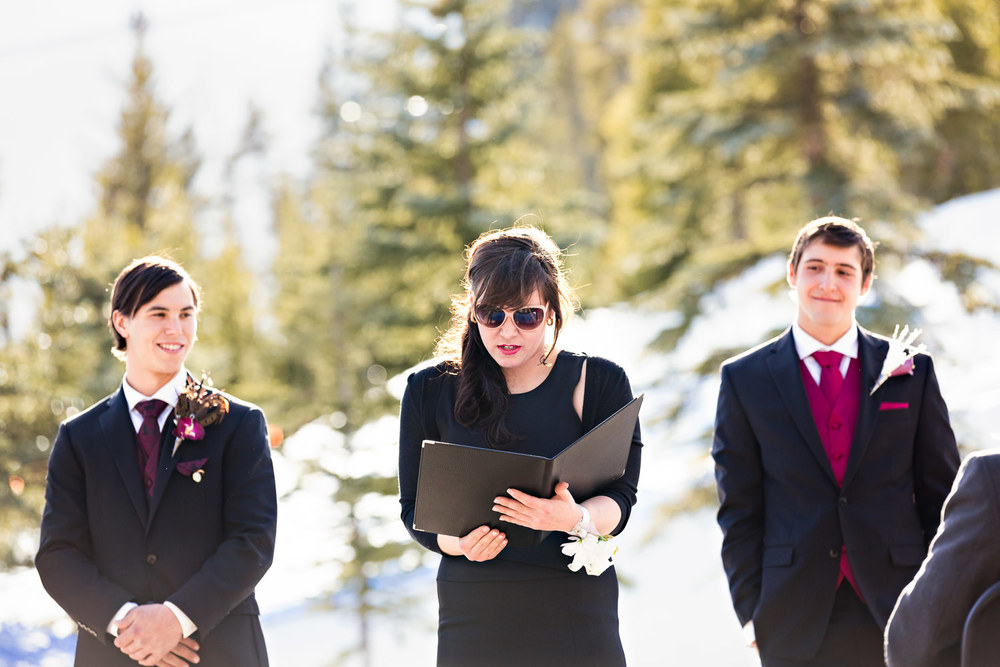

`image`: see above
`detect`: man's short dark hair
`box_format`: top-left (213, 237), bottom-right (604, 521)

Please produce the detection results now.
top-left (109, 256), bottom-right (200, 359)
top-left (789, 216), bottom-right (877, 284)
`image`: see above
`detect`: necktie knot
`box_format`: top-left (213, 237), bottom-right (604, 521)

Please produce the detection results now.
top-left (136, 399), bottom-right (167, 419)
top-left (812, 350), bottom-right (844, 369)
top-left (813, 351), bottom-right (844, 405)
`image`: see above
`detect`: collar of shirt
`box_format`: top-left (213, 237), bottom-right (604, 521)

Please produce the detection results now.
top-left (791, 322), bottom-right (858, 383)
top-left (122, 368), bottom-right (188, 432)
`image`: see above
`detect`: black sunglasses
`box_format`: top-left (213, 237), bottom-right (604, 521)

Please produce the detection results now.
top-left (473, 306), bottom-right (547, 331)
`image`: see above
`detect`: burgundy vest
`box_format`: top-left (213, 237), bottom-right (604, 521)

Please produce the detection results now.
top-left (800, 356), bottom-right (863, 598)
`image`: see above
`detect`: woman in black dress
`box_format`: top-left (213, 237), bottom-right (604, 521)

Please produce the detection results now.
top-left (398, 225), bottom-right (642, 666)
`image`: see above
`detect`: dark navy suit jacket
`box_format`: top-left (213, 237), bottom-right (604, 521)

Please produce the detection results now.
top-left (712, 327), bottom-right (959, 660)
top-left (36, 386), bottom-right (277, 666)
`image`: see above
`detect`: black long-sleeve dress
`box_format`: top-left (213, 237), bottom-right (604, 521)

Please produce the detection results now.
top-left (398, 351), bottom-right (642, 666)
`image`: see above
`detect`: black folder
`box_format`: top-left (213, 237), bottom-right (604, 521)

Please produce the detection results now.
top-left (413, 394), bottom-right (643, 547)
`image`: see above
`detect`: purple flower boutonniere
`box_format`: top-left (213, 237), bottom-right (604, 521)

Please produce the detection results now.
top-left (870, 325), bottom-right (926, 396)
top-left (171, 373), bottom-right (229, 457)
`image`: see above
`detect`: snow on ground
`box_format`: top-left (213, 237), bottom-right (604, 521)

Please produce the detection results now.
top-left (3, 188), bottom-right (999, 665)
top-left (908, 188), bottom-right (1000, 453)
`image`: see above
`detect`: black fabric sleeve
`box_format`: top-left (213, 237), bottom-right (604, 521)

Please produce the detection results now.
top-left (398, 367), bottom-right (445, 554)
top-left (911, 354), bottom-right (961, 544)
top-left (582, 356), bottom-right (642, 536)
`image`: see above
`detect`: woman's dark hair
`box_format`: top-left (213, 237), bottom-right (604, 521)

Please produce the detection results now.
top-left (436, 225), bottom-right (578, 448)
top-left (109, 255), bottom-right (200, 360)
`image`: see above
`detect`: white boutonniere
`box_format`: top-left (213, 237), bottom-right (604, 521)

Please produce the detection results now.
top-left (870, 325), bottom-right (926, 396)
top-left (560, 531), bottom-right (618, 576)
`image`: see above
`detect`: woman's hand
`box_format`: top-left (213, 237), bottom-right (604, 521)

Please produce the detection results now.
top-left (494, 481), bottom-right (581, 533)
top-left (438, 526), bottom-right (507, 561)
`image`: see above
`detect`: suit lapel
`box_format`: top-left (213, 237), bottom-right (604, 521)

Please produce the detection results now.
top-left (842, 328), bottom-right (888, 487)
top-left (147, 408), bottom-right (178, 530)
top-left (766, 329), bottom-right (838, 486)
top-left (100, 389), bottom-right (149, 524)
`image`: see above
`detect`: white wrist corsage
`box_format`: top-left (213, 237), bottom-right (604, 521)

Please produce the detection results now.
top-left (870, 325), bottom-right (926, 396)
top-left (560, 504), bottom-right (618, 576)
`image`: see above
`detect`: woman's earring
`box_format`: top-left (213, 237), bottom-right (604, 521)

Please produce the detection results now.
top-left (547, 317), bottom-right (554, 326)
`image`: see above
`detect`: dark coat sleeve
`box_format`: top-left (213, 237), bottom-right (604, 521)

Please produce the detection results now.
top-left (885, 453), bottom-right (1000, 667)
top-left (36, 420), bottom-right (137, 644)
top-left (711, 361), bottom-right (765, 627)
top-left (911, 355), bottom-right (962, 545)
top-left (165, 405), bottom-right (277, 635)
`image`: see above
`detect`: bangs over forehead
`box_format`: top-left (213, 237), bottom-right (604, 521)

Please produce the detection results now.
top-left (469, 242), bottom-right (551, 308)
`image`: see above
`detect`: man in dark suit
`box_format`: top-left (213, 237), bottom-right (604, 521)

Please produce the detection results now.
top-left (36, 256), bottom-right (277, 667)
top-left (712, 217), bottom-right (960, 666)
top-left (885, 450), bottom-right (1000, 666)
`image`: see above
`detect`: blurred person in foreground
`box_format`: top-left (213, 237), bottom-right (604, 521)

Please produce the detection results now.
top-left (36, 256), bottom-right (277, 667)
top-left (397, 225), bottom-right (642, 666)
top-left (712, 216), bottom-right (960, 666)
top-left (885, 449), bottom-right (1000, 666)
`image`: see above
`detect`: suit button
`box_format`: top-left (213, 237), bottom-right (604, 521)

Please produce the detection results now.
top-left (146, 554), bottom-right (157, 565)
top-left (839, 497), bottom-right (848, 505)
top-left (829, 549), bottom-right (839, 558)
top-left (830, 421), bottom-right (841, 430)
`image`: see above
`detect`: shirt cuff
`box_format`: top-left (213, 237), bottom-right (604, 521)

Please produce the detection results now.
top-left (742, 620), bottom-right (756, 646)
top-left (107, 602), bottom-right (138, 637)
top-left (164, 601), bottom-right (198, 638)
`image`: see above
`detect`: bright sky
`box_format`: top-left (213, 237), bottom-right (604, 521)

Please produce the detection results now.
top-left (0, 0), bottom-right (388, 258)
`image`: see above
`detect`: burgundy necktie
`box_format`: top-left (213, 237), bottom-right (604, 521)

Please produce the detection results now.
top-left (135, 399), bottom-right (166, 498)
top-left (813, 351), bottom-right (844, 404)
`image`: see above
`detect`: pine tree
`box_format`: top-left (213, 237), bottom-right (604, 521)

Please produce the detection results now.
top-left (604, 0), bottom-right (999, 345)
top-left (266, 0), bottom-right (582, 659)
top-left (501, 4), bottom-right (630, 299)
top-left (86, 15), bottom-right (200, 268)
top-left (193, 105), bottom-right (269, 406)
top-left (0, 14), bottom-right (244, 567)
top-left (920, 0), bottom-right (1000, 201)
top-left (336, 0), bottom-right (534, 372)
top-left (561, 0), bottom-right (644, 303)
top-left (269, 177), bottom-right (354, 430)
top-left (0, 232), bottom-right (94, 566)
top-left (285, 0), bottom-right (569, 399)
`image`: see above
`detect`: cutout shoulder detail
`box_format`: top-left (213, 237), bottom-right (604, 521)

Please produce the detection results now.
top-left (572, 359), bottom-right (587, 421)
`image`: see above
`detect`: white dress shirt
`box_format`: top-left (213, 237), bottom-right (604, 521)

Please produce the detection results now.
top-left (791, 320), bottom-right (858, 384)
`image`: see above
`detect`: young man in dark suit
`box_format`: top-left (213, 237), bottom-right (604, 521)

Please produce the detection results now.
top-left (712, 217), bottom-right (960, 666)
top-left (36, 256), bottom-right (277, 667)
